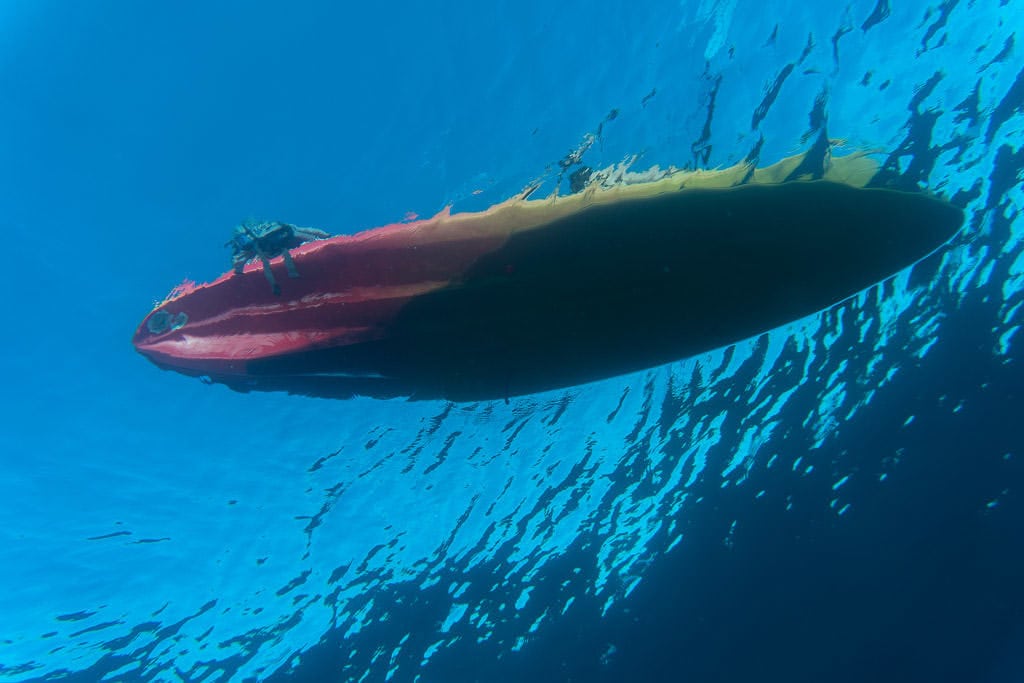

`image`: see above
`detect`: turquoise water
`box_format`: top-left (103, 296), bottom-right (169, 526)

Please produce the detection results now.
top-left (1, 1), bottom-right (1022, 681)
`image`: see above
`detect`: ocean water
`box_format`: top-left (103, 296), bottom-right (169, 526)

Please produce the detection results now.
top-left (1, 1), bottom-right (1022, 682)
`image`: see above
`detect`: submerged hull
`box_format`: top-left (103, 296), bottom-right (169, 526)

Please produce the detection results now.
top-left (133, 159), bottom-right (963, 401)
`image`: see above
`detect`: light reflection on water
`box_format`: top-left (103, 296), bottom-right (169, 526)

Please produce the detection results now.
top-left (3, 0), bottom-right (1022, 680)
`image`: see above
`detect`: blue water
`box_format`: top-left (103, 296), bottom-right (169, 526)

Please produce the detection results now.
top-left (2, 1), bottom-right (1022, 681)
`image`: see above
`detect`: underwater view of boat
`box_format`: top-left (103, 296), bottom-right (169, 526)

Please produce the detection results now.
top-left (132, 150), bottom-right (964, 401)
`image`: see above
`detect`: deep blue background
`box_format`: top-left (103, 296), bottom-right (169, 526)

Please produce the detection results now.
top-left (1, 1), bottom-right (1022, 681)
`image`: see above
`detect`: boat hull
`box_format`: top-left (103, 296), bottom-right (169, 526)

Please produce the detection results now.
top-left (133, 178), bottom-right (963, 401)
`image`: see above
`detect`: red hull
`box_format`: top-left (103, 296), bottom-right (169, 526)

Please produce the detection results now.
top-left (133, 156), bottom-right (963, 401)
